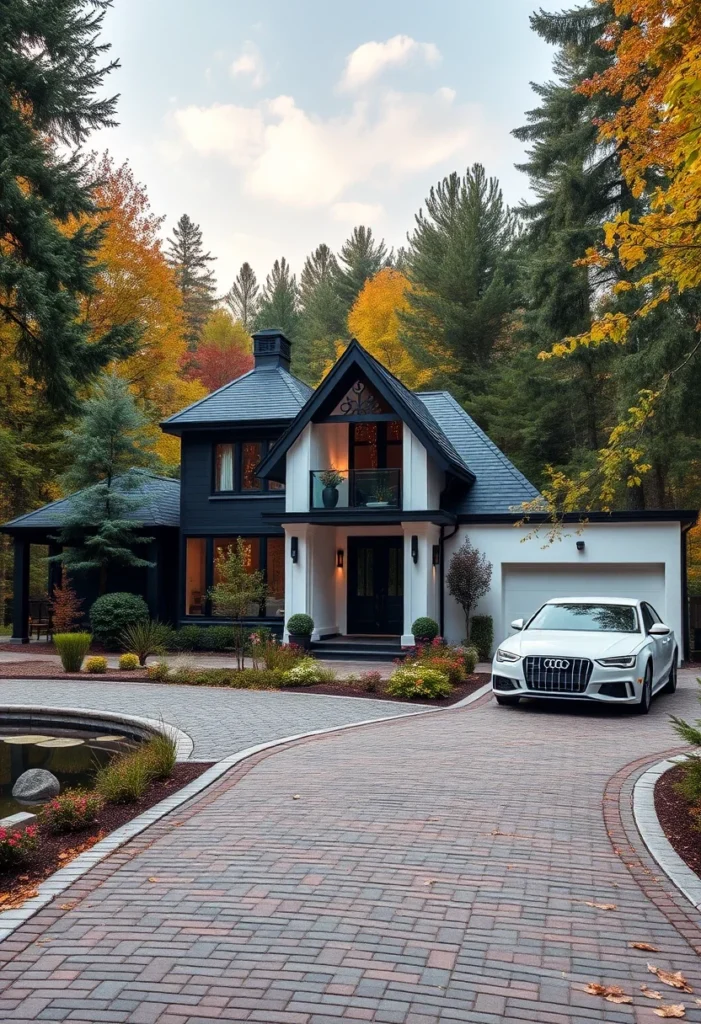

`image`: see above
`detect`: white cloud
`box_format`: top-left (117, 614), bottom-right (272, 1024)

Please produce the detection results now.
top-left (231, 41), bottom-right (266, 88)
top-left (339, 35), bottom-right (440, 91)
top-left (174, 87), bottom-right (477, 209)
top-left (331, 201), bottom-right (385, 223)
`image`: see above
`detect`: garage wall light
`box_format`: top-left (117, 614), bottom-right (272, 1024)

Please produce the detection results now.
top-left (290, 537), bottom-right (299, 563)
top-left (432, 544), bottom-right (440, 566)
top-left (336, 549), bottom-right (344, 569)
top-left (576, 540), bottom-right (585, 552)
top-left (411, 535), bottom-right (419, 563)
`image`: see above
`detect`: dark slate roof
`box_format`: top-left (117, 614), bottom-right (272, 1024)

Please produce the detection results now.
top-left (2, 474), bottom-right (181, 532)
top-left (161, 367), bottom-right (313, 431)
top-left (417, 392), bottom-right (541, 514)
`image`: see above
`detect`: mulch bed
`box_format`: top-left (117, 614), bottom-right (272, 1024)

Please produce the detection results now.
top-left (0, 661), bottom-right (147, 682)
top-left (0, 761), bottom-right (213, 905)
top-left (654, 762), bottom-right (701, 878)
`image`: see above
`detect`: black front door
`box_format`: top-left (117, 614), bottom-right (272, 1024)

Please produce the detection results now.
top-left (347, 536), bottom-right (403, 635)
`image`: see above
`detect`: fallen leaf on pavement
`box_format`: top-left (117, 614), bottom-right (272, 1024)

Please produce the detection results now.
top-left (584, 901), bottom-right (617, 911)
top-left (653, 1005), bottom-right (686, 1018)
top-left (584, 983), bottom-right (632, 1004)
top-left (632, 942), bottom-right (659, 951)
top-left (642, 985), bottom-right (664, 1000)
top-left (147, 877), bottom-right (159, 883)
top-left (648, 966), bottom-right (693, 993)
top-left (59, 903), bottom-right (75, 911)
top-left (292, 795), bottom-right (301, 800)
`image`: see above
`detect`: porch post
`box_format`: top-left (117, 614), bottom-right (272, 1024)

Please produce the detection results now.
top-left (146, 539), bottom-right (159, 618)
top-left (401, 522), bottom-right (441, 647)
top-left (283, 523), bottom-right (313, 641)
top-left (10, 537), bottom-right (30, 644)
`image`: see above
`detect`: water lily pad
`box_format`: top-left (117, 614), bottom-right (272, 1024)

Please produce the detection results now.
top-left (92, 735), bottom-right (126, 743)
top-left (36, 738), bottom-right (84, 748)
top-left (3, 735), bottom-right (53, 745)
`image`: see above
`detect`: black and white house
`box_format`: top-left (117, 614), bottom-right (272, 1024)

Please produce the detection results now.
top-left (3, 329), bottom-right (695, 656)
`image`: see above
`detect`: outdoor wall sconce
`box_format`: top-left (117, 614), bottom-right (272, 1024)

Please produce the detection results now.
top-left (411, 535), bottom-right (418, 564)
top-left (290, 537), bottom-right (299, 563)
top-left (432, 544), bottom-right (440, 566)
top-left (576, 540), bottom-right (585, 552)
top-left (336, 549), bottom-right (344, 569)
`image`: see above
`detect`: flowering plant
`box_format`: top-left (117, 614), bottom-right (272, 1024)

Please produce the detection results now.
top-left (386, 666), bottom-right (451, 700)
top-left (39, 790), bottom-right (103, 834)
top-left (282, 657), bottom-right (335, 687)
top-left (0, 824), bottom-right (38, 866)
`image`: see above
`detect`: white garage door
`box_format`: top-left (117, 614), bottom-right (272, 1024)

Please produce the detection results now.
top-left (502, 563), bottom-right (666, 638)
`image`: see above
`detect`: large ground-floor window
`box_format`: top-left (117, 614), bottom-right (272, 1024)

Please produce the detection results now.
top-left (184, 535), bottom-right (284, 619)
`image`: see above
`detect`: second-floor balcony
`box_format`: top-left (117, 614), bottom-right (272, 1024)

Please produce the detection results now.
top-left (310, 469), bottom-right (402, 510)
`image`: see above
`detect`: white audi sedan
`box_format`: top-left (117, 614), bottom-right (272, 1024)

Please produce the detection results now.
top-left (492, 597), bottom-right (677, 714)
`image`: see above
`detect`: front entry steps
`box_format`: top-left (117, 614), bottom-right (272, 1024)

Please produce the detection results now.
top-left (310, 635), bottom-right (404, 662)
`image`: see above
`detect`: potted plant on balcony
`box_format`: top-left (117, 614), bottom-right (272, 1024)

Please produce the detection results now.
top-left (287, 613), bottom-right (314, 650)
top-left (319, 468), bottom-right (344, 509)
top-left (366, 473), bottom-right (393, 508)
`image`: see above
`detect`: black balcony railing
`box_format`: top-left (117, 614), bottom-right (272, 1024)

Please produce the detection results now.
top-left (310, 469), bottom-right (401, 510)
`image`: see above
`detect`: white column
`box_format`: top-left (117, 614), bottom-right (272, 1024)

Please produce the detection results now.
top-left (401, 521), bottom-right (440, 646)
top-left (283, 523), bottom-right (313, 641)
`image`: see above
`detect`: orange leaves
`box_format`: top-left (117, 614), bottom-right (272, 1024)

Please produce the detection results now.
top-left (632, 943), bottom-right (660, 952)
top-left (653, 1006), bottom-right (686, 1019)
top-left (584, 983), bottom-right (632, 1004)
top-left (647, 965), bottom-right (693, 993)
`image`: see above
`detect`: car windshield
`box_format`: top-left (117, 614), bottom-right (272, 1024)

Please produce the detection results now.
top-left (526, 603), bottom-right (640, 633)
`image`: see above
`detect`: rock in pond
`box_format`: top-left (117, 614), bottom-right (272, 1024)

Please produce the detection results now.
top-left (12, 768), bottom-right (60, 803)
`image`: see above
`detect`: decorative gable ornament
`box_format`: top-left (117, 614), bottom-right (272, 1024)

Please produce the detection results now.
top-left (334, 381), bottom-right (384, 416)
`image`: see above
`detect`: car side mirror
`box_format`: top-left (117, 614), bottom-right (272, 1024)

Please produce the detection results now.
top-left (649, 623), bottom-right (671, 637)
top-left (510, 618), bottom-right (524, 632)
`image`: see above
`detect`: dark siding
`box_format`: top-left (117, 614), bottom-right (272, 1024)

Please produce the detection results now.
top-left (180, 433), bottom-right (285, 535)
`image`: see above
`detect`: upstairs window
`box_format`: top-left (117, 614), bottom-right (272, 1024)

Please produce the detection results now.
top-left (214, 441), bottom-right (284, 493)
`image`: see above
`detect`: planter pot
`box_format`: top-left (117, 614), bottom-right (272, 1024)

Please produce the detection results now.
top-left (288, 632), bottom-right (311, 650)
top-left (322, 485), bottom-right (340, 509)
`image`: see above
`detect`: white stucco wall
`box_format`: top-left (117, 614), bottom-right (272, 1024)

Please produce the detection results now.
top-left (443, 521), bottom-right (683, 658)
top-left (285, 426), bottom-right (312, 513)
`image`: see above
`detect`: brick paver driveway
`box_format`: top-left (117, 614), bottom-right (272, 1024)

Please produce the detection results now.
top-left (0, 678), bottom-right (423, 760)
top-left (2, 673), bottom-right (701, 1023)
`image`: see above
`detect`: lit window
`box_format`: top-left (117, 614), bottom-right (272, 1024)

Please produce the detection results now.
top-left (185, 538), bottom-right (206, 616)
top-left (215, 444), bottom-right (234, 491)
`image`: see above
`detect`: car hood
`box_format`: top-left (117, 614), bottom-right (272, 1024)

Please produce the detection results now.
top-left (499, 630), bottom-right (644, 659)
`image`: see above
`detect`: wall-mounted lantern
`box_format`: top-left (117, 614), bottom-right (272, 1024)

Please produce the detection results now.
top-left (336, 549), bottom-right (344, 569)
top-left (432, 544), bottom-right (440, 566)
top-left (576, 540), bottom-right (585, 552)
top-left (411, 535), bottom-right (418, 564)
top-left (290, 537), bottom-right (299, 563)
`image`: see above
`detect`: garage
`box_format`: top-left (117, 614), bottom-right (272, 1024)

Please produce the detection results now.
top-left (502, 563), bottom-right (667, 634)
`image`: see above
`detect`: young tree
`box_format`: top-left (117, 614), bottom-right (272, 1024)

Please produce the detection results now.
top-left (347, 269), bottom-right (431, 389)
top-left (224, 263), bottom-right (260, 329)
top-left (54, 374), bottom-right (157, 593)
top-left (0, 0), bottom-right (137, 411)
top-left (254, 258), bottom-right (300, 341)
top-left (50, 567), bottom-right (84, 633)
top-left (294, 244), bottom-right (347, 383)
top-left (208, 540), bottom-right (267, 668)
top-left (335, 226), bottom-right (389, 310)
top-left (400, 164), bottom-right (517, 399)
top-left (166, 214), bottom-right (217, 350)
top-left (446, 539), bottom-right (493, 641)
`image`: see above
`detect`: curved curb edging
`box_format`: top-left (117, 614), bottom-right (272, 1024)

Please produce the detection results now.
top-left (633, 755), bottom-right (701, 911)
top-left (0, 682), bottom-right (492, 943)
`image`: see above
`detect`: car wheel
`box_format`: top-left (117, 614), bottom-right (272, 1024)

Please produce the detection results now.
top-left (495, 694), bottom-right (520, 706)
top-left (663, 652), bottom-right (678, 694)
top-left (635, 664), bottom-right (653, 715)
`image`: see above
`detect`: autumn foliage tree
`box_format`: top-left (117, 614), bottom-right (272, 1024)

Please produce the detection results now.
top-left (186, 308), bottom-right (253, 391)
top-left (446, 539), bottom-right (493, 641)
top-left (50, 567), bottom-right (84, 632)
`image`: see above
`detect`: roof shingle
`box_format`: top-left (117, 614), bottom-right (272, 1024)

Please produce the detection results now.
top-left (161, 367), bottom-right (313, 430)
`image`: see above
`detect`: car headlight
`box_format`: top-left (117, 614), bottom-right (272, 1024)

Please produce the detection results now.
top-left (596, 655), bottom-right (637, 668)
top-left (495, 649), bottom-right (521, 663)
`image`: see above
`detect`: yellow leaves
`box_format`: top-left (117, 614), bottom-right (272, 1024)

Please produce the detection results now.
top-left (647, 965), bottom-right (693, 994)
top-left (348, 268), bottom-right (435, 389)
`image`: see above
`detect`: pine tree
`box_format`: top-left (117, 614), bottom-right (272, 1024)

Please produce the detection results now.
top-left (166, 214), bottom-right (217, 349)
top-left (335, 227), bottom-right (389, 310)
top-left (294, 245), bottom-right (347, 383)
top-left (54, 374), bottom-right (157, 592)
top-left (400, 164), bottom-right (517, 398)
top-left (0, 0), bottom-right (138, 411)
top-left (224, 262), bottom-right (260, 329)
top-left (254, 258), bottom-right (300, 341)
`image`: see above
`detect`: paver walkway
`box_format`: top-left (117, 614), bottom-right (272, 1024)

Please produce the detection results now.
top-left (1, 674), bottom-right (701, 1022)
top-left (0, 678), bottom-right (423, 760)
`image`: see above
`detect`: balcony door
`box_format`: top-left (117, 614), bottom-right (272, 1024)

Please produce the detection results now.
top-left (347, 536), bottom-right (403, 635)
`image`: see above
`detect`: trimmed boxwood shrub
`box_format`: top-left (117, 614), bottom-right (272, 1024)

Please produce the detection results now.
top-left (169, 624), bottom-right (203, 651)
top-left (411, 617), bottom-right (439, 642)
top-left (287, 614), bottom-right (314, 636)
top-left (201, 625), bottom-right (234, 651)
top-left (469, 615), bottom-right (493, 660)
top-left (90, 592), bottom-right (149, 650)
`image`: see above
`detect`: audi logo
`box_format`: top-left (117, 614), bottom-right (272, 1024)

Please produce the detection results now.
top-left (543, 658), bottom-right (570, 670)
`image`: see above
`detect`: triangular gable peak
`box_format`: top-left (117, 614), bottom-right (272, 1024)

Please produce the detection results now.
top-left (257, 339), bottom-right (474, 484)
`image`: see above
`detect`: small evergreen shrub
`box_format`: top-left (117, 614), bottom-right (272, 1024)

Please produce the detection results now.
top-left (469, 615), bottom-right (494, 660)
top-left (461, 645), bottom-right (479, 675)
top-left (39, 790), bottom-right (103, 833)
top-left (200, 625), bottom-right (234, 651)
top-left (119, 653), bottom-right (140, 671)
top-left (286, 613), bottom-right (314, 636)
top-left (85, 655), bottom-right (108, 674)
top-left (170, 624), bottom-right (204, 651)
top-left (146, 661), bottom-right (170, 681)
top-left (674, 757), bottom-right (701, 804)
top-left (0, 824), bottom-right (38, 866)
top-left (282, 657), bottom-right (335, 686)
top-left (54, 632), bottom-right (92, 672)
top-left (411, 617), bottom-right (439, 642)
top-left (120, 619), bottom-right (171, 665)
top-left (387, 666), bottom-right (451, 700)
top-left (90, 592), bottom-right (149, 649)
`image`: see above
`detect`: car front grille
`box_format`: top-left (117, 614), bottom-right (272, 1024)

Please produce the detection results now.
top-left (524, 656), bottom-right (593, 693)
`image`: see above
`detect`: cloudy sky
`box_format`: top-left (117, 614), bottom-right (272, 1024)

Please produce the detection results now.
top-left (93, 0), bottom-right (564, 292)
